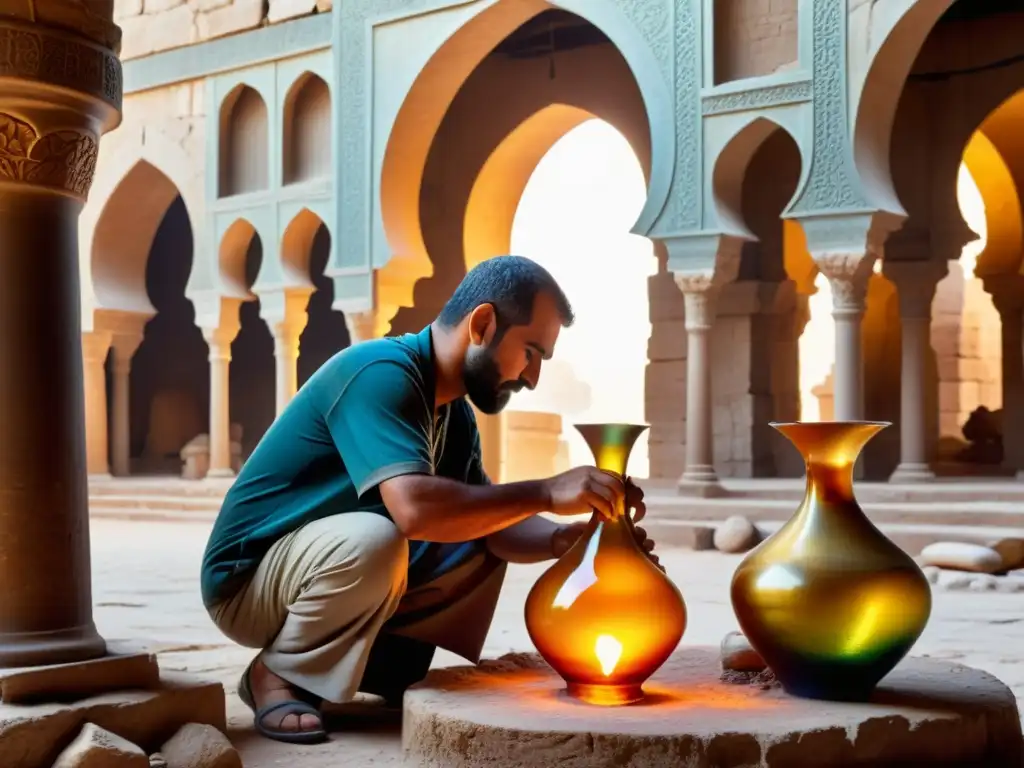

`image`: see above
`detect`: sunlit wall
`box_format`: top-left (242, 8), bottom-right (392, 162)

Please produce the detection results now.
top-left (510, 119), bottom-right (656, 477)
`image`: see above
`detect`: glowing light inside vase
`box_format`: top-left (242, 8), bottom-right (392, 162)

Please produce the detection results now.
top-left (595, 634), bottom-right (623, 676)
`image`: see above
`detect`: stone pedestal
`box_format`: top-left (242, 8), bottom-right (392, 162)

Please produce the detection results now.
top-left (403, 647), bottom-right (1023, 768)
top-left (0, 12), bottom-right (123, 667)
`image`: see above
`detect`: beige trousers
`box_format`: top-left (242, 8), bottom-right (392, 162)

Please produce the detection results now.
top-left (208, 512), bottom-right (507, 703)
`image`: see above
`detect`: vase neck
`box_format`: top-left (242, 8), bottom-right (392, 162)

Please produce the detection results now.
top-left (805, 461), bottom-right (856, 503)
top-left (588, 510), bottom-right (638, 547)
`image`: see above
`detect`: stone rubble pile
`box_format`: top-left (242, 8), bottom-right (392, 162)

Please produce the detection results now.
top-left (919, 537), bottom-right (1024, 592)
top-left (51, 721), bottom-right (240, 768)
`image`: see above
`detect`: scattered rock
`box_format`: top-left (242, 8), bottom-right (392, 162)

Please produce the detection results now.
top-left (720, 631), bottom-right (766, 673)
top-left (922, 565), bottom-right (941, 584)
top-left (919, 542), bottom-right (1003, 574)
top-left (160, 723), bottom-right (241, 768)
top-left (968, 574), bottom-right (999, 592)
top-left (52, 723), bottom-right (148, 768)
top-left (988, 537), bottom-right (1024, 571)
top-left (720, 667), bottom-right (779, 690)
top-left (937, 570), bottom-right (974, 591)
top-left (713, 516), bottom-right (760, 554)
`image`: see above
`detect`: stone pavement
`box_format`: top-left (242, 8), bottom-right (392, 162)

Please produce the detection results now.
top-left (91, 519), bottom-right (1024, 767)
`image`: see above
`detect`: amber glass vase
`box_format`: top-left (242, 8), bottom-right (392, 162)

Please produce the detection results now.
top-left (524, 423), bottom-right (686, 706)
top-left (730, 421), bottom-right (932, 701)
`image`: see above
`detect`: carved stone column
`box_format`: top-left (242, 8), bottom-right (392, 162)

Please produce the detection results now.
top-left (885, 260), bottom-right (948, 482)
top-left (204, 326), bottom-right (240, 477)
top-left (258, 287), bottom-right (312, 417)
top-left (0, 11), bottom-right (122, 665)
top-left (82, 331), bottom-right (113, 477)
top-left (986, 275), bottom-right (1024, 478)
top-left (814, 252), bottom-right (876, 422)
top-left (109, 333), bottom-right (143, 477)
top-left (674, 280), bottom-right (722, 493)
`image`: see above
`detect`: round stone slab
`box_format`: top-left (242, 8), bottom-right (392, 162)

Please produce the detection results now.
top-left (402, 646), bottom-right (1022, 768)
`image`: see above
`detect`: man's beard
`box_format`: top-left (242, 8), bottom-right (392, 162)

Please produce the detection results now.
top-left (464, 344), bottom-right (522, 415)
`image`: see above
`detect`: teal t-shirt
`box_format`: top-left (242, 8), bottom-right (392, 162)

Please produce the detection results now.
top-left (199, 325), bottom-right (490, 608)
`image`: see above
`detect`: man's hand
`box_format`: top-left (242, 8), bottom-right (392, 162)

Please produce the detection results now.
top-left (542, 466), bottom-right (627, 520)
top-left (549, 478), bottom-right (662, 571)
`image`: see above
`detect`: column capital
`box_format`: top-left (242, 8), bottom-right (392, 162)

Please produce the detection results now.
top-left (883, 259), bottom-right (949, 320)
top-left (81, 330), bottom-right (112, 364)
top-left (345, 310), bottom-right (379, 344)
top-left (0, 17), bottom-right (122, 202)
top-left (813, 251), bottom-right (876, 313)
top-left (203, 326), bottom-right (240, 360)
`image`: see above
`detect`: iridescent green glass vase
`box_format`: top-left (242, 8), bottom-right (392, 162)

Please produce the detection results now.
top-left (730, 421), bottom-right (932, 701)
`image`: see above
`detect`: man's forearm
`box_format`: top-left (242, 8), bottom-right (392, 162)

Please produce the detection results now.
top-left (382, 474), bottom-right (550, 543)
top-left (485, 516), bottom-right (563, 564)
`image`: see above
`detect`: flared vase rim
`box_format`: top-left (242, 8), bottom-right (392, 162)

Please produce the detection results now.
top-left (573, 422), bottom-right (651, 429)
top-left (769, 420), bottom-right (892, 428)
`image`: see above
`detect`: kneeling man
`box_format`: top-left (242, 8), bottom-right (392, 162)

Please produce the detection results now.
top-left (200, 255), bottom-right (656, 744)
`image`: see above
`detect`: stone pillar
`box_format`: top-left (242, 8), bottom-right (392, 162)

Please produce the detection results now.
top-left (272, 326), bottom-right (301, 416)
top-left (204, 327), bottom-right (239, 477)
top-left (258, 287), bottom-right (311, 417)
top-left (82, 331), bottom-right (113, 477)
top-left (109, 333), bottom-right (142, 477)
top-left (986, 276), bottom-right (1024, 478)
top-left (814, 253), bottom-right (876, 422)
top-left (0, 10), bottom-right (122, 665)
top-left (885, 260), bottom-right (948, 482)
top-left (674, 277), bottom-right (724, 496)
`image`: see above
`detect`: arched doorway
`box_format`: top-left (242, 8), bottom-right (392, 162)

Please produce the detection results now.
top-left (228, 231), bottom-right (276, 459)
top-left (89, 160), bottom-right (204, 477)
top-left (509, 119), bottom-right (654, 477)
top-left (298, 224), bottom-right (352, 385)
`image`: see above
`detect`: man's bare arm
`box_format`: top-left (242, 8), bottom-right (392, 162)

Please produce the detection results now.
top-left (379, 467), bottom-right (625, 543)
top-left (379, 474), bottom-right (550, 542)
top-left (485, 516), bottom-right (563, 563)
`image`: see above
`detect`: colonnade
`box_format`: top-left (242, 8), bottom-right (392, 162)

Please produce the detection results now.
top-left (81, 301), bottom-right (377, 478)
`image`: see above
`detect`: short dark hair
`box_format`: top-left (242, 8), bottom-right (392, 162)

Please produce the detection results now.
top-left (437, 255), bottom-right (575, 335)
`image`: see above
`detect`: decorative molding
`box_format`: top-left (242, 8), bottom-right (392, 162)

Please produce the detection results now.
top-left (123, 14), bottom-right (330, 95)
top-left (701, 80), bottom-right (812, 116)
top-left (788, 0), bottom-right (868, 215)
top-left (0, 20), bottom-right (122, 111)
top-left (667, 0), bottom-right (701, 232)
top-left (0, 113), bottom-right (98, 198)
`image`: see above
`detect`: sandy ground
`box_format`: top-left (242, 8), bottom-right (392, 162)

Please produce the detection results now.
top-left (91, 519), bottom-right (1024, 767)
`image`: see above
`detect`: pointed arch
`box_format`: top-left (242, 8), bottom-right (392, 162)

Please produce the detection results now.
top-left (219, 218), bottom-right (260, 297)
top-left (280, 208), bottom-right (325, 286)
top-left (283, 72), bottom-right (331, 184)
top-left (711, 116), bottom-right (804, 238)
top-left (219, 84), bottom-right (270, 196)
top-left (91, 159), bottom-right (188, 314)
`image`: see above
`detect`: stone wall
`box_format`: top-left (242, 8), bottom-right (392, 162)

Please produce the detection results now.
top-left (114, 0), bottom-right (330, 60)
top-left (712, 0), bottom-right (798, 83)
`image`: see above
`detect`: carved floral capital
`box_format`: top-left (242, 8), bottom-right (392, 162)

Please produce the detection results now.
top-left (813, 251), bottom-right (877, 313)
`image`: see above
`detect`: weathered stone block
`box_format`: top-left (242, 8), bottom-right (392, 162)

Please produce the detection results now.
top-left (160, 723), bottom-right (241, 768)
top-left (197, 0), bottom-right (265, 41)
top-left (52, 723), bottom-right (148, 768)
top-left (267, 0), bottom-right (316, 22)
top-left (0, 674), bottom-right (225, 768)
top-left (0, 649), bottom-right (159, 704)
top-left (119, 5), bottom-right (196, 59)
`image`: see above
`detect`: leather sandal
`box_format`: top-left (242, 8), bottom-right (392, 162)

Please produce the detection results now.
top-left (238, 658), bottom-right (328, 745)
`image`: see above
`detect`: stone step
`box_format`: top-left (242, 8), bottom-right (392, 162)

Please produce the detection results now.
top-left (88, 494), bottom-right (222, 511)
top-left (88, 504), bottom-right (218, 525)
top-left (646, 496), bottom-right (1024, 528)
top-left (88, 478), bottom-right (232, 498)
top-left (643, 517), bottom-right (1024, 556)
